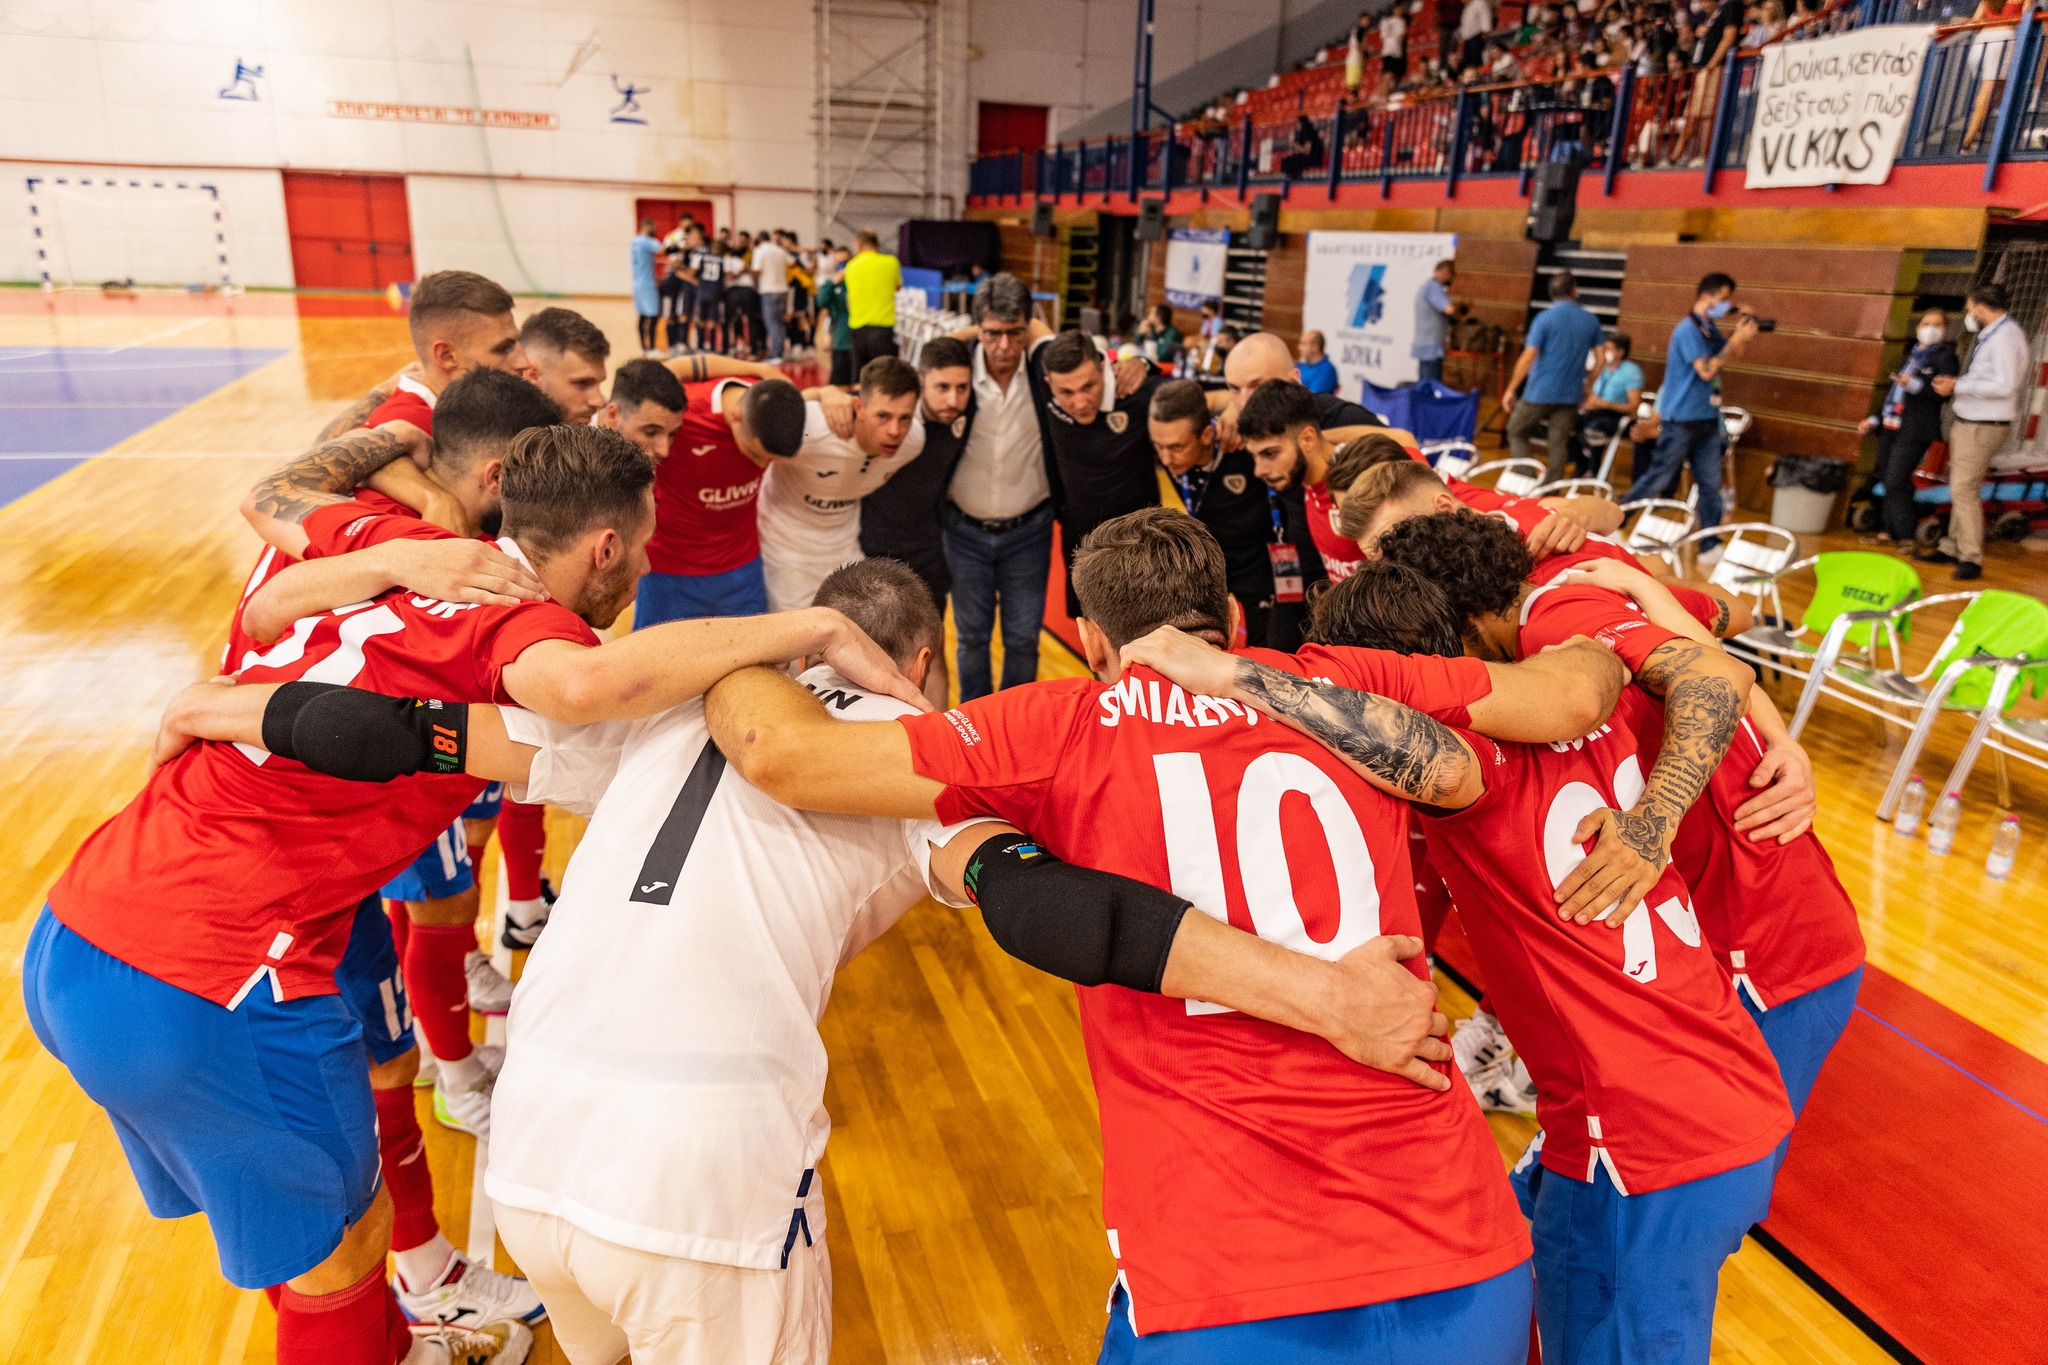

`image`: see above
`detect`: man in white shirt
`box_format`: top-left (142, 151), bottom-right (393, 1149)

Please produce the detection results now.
top-left (1379, 8), bottom-right (1409, 80)
top-left (759, 357), bottom-right (925, 611)
top-left (752, 231), bottom-right (795, 362)
top-left (1459, 0), bottom-right (1493, 69)
top-left (1928, 281), bottom-right (2028, 581)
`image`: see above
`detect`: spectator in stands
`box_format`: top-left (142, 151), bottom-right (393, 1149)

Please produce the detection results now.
top-left (1624, 271), bottom-right (1760, 544)
top-left (1199, 297), bottom-right (1225, 343)
top-left (1380, 5), bottom-right (1410, 80)
top-left (1412, 260), bottom-right (1461, 384)
top-left (751, 229), bottom-right (793, 362)
top-left (1926, 282), bottom-right (2026, 580)
top-left (1506, 271), bottom-right (1606, 479)
top-left (631, 218), bottom-right (661, 356)
top-left (1135, 304), bottom-right (1182, 368)
top-left (844, 228), bottom-right (902, 370)
top-left (1575, 332), bottom-right (1644, 475)
top-left (1461, 0), bottom-right (1495, 69)
top-left (1488, 39), bottom-right (1523, 81)
top-left (1280, 113), bottom-right (1327, 178)
top-left (1861, 308), bottom-right (1957, 548)
top-left (1743, 0), bottom-right (1786, 46)
top-left (1297, 330), bottom-right (1339, 394)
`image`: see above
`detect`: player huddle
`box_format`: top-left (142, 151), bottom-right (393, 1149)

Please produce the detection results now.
top-left (25, 266), bottom-right (1863, 1365)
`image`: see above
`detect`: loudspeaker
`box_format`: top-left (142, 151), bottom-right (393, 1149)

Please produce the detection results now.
top-left (1247, 193), bottom-right (1282, 250)
top-left (1031, 201), bottom-right (1056, 237)
top-left (1524, 160), bottom-right (1581, 243)
top-left (1138, 199), bottom-right (1166, 241)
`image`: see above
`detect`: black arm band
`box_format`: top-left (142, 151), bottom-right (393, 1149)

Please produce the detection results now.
top-left (260, 683), bottom-right (470, 783)
top-left (961, 833), bottom-right (1190, 993)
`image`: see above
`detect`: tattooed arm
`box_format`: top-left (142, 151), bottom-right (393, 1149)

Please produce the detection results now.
top-left (311, 384), bottom-right (392, 443)
top-left (1553, 637), bottom-right (1750, 923)
top-left (238, 427), bottom-right (424, 558)
top-left (1228, 657), bottom-right (1484, 809)
top-left (664, 353), bottom-right (783, 384)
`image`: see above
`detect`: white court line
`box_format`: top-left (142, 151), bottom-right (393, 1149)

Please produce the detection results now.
top-left (108, 316), bottom-right (211, 352)
top-left (0, 450), bottom-right (292, 460)
top-left (0, 359), bottom-right (283, 375)
top-left (468, 847), bottom-right (514, 1265)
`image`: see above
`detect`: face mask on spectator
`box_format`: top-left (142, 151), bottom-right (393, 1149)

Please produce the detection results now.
top-left (1706, 299), bottom-right (1732, 318)
top-left (1965, 313), bottom-right (1983, 334)
top-left (1917, 324), bottom-right (1945, 347)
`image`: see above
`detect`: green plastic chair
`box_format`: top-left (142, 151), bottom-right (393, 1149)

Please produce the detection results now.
top-left (1726, 551), bottom-right (1923, 685)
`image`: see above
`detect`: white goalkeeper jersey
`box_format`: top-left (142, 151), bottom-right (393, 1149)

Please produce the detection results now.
top-left (757, 402), bottom-right (925, 610)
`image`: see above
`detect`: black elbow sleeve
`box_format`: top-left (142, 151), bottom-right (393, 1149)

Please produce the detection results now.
top-left (261, 682), bottom-right (469, 783)
top-left (962, 833), bottom-right (1190, 992)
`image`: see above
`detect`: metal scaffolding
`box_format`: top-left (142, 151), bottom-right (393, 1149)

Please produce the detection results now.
top-left (815, 0), bottom-right (942, 242)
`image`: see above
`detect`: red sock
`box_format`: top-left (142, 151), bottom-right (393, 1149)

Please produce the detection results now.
top-left (274, 1264), bottom-right (411, 1365)
top-left (467, 842), bottom-right (486, 878)
top-left (405, 923), bottom-right (476, 1063)
top-left (373, 1084), bottom-right (440, 1253)
top-left (384, 899), bottom-right (410, 963)
top-left (497, 799), bottom-right (547, 901)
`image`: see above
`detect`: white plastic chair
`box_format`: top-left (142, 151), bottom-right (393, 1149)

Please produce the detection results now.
top-left (1533, 477), bottom-right (1615, 501)
top-left (1621, 499), bottom-right (1697, 560)
top-left (1466, 457), bottom-right (1545, 497)
top-left (1721, 405), bottom-right (1753, 446)
top-left (1650, 522), bottom-right (1798, 592)
top-left (1424, 440), bottom-right (1477, 481)
top-left (1597, 397), bottom-right (1656, 484)
top-left (1914, 659), bottom-right (2048, 814)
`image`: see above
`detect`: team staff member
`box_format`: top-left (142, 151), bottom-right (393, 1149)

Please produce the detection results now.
top-left (1414, 260), bottom-right (1460, 385)
top-left (521, 307), bottom-right (612, 424)
top-left (632, 219), bottom-right (662, 355)
top-left (843, 229), bottom-right (903, 370)
top-left (1147, 379), bottom-right (1281, 647)
top-left (637, 376), bottom-right (808, 626)
top-left (1926, 281), bottom-right (2027, 581)
top-left (1504, 271), bottom-right (1605, 481)
top-left (1037, 329), bottom-right (1165, 619)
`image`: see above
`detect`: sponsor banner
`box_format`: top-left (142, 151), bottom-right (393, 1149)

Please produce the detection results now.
top-left (1745, 25), bottom-right (1934, 188)
top-left (1164, 227), bottom-right (1229, 309)
top-left (1302, 230), bottom-right (1458, 391)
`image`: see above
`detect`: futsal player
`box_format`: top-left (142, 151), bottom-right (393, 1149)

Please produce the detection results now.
top-left (520, 306), bottom-right (611, 423)
top-left (637, 374), bottom-right (808, 626)
top-left (757, 356), bottom-right (923, 612)
top-left (1221, 562), bottom-right (1796, 1365)
top-left (683, 222), bottom-right (726, 353)
top-left (695, 510), bottom-right (1649, 1361)
top-left (596, 357), bottom-right (690, 462)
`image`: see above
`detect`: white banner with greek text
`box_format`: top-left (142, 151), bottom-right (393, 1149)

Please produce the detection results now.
top-left (1302, 230), bottom-right (1459, 391)
top-left (1745, 25), bottom-right (1935, 188)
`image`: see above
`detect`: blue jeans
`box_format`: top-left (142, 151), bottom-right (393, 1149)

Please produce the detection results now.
top-left (1416, 356), bottom-right (1445, 384)
top-left (760, 292), bottom-right (788, 359)
top-left (1625, 417), bottom-right (1724, 538)
top-left (943, 499), bottom-right (1054, 699)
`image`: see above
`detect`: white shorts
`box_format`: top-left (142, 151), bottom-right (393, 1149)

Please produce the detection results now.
top-left (494, 1203), bottom-right (831, 1365)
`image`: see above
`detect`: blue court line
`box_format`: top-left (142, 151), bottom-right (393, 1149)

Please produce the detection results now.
top-left (1853, 1003), bottom-right (2048, 1131)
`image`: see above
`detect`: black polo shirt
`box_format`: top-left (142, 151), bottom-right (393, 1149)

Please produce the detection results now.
top-left (1037, 361), bottom-right (1165, 542)
top-left (1313, 392), bottom-right (1381, 431)
top-left (860, 395), bottom-right (975, 556)
top-left (1174, 447), bottom-right (1274, 604)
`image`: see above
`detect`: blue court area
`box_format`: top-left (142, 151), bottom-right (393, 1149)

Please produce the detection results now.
top-left (0, 345), bottom-right (287, 508)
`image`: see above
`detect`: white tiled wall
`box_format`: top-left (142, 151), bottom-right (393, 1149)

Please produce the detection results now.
top-left (0, 0), bottom-right (817, 292)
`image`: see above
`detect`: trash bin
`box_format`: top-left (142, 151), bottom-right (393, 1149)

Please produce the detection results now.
top-left (1768, 454), bottom-right (1850, 534)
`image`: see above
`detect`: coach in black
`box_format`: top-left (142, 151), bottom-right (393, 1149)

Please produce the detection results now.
top-left (1037, 329), bottom-right (1164, 619)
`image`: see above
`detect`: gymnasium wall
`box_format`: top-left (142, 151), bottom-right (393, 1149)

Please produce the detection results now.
top-left (0, 0), bottom-right (817, 292)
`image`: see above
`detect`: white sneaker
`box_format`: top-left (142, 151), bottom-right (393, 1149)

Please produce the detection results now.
top-left (413, 1049), bottom-right (437, 1090)
top-left (1468, 1055), bottom-right (1540, 1115)
top-left (433, 1077), bottom-right (493, 1139)
top-left (403, 1320), bottom-right (534, 1365)
top-left (415, 1043), bottom-right (501, 1090)
top-left (499, 896), bottom-right (550, 950)
top-left (397, 1248), bottom-right (547, 1329)
top-left (1450, 1010), bottom-right (1512, 1079)
top-left (464, 951), bottom-right (513, 1015)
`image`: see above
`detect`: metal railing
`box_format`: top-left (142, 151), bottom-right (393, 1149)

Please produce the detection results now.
top-left (967, 6), bottom-right (2048, 203)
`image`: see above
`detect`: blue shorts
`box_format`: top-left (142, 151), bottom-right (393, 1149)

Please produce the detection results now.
top-left (635, 558), bottom-right (769, 627)
top-left (1530, 1152), bottom-right (1776, 1365)
top-left (464, 781), bottom-right (504, 821)
top-left (22, 907), bottom-right (380, 1288)
top-left (1743, 965), bottom-right (1861, 1119)
top-left (1099, 1264), bottom-right (1533, 1364)
top-left (381, 818), bottom-right (474, 903)
top-left (333, 895), bottom-right (413, 1066)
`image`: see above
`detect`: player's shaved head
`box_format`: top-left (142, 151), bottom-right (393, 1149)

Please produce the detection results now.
top-left (1223, 331), bottom-right (1299, 407)
top-left (813, 557), bottom-right (942, 671)
top-left (1372, 510), bottom-right (1532, 628)
top-left (1306, 561), bottom-right (1464, 658)
top-left (1071, 508), bottom-right (1231, 652)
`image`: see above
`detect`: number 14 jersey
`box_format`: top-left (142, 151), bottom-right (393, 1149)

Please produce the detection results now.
top-left (898, 648), bottom-right (1531, 1335)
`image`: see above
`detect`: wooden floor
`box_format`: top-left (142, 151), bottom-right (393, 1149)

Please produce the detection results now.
top-left (2, 288), bottom-right (2043, 1363)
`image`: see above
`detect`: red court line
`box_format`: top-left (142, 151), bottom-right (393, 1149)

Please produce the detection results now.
top-left (1766, 964), bottom-right (2048, 1364)
top-left (1042, 522), bottom-right (1085, 659)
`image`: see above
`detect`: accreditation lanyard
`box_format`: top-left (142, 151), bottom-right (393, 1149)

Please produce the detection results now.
top-left (1266, 491), bottom-right (1304, 602)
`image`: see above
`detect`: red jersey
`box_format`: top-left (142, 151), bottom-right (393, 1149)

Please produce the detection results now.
top-left (1448, 477), bottom-right (1553, 537)
top-left (647, 378), bottom-right (764, 577)
top-left (1304, 478), bottom-right (1363, 580)
top-left (365, 376), bottom-right (437, 435)
top-left (899, 648), bottom-right (1529, 1334)
top-left (52, 558), bottom-right (595, 1008)
top-left (1422, 691), bottom-right (1792, 1194)
top-left (221, 488), bottom-right (420, 671)
top-left (1516, 581), bottom-right (1722, 675)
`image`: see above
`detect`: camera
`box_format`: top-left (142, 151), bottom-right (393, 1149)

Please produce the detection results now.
top-left (1742, 312), bottom-right (1776, 332)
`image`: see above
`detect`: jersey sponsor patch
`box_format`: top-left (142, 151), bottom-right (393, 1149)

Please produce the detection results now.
top-left (941, 707), bottom-right (983, 746)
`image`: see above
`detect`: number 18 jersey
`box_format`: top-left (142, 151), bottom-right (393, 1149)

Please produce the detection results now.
top-left (899, 648), bottom-right (1530, 1335)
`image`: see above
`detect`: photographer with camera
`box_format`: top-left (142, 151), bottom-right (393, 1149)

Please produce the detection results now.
top-left (1412, 259), bottom-right (1465, 384)
top-left (1622, 271), bottom-right (1761, 546)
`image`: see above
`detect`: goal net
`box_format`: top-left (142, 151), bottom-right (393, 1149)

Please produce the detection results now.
top-left (26, 175), bottom-right (237, 292)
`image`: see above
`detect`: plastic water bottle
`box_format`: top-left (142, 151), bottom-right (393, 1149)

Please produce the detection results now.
top-left (1987, 814), bottom-right (2021, 879)
top-left (1892, 775), bottom-right (1926, 837)
top-left (1927, 790), bottom-right (1963, 855)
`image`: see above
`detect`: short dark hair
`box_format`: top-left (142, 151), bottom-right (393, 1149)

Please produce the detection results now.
top-left (974, 272), bottom-right (1034, 325)
top-left (740, 378), bottom-right (806, 457)
top-left (433, 368), bottom-right (564, 469)
top-left (409, 270), bottom-right (515, 345)
top-left (610, 357), bottom-right (687, 414)
top-left (1149, 378), bottom-right (1211, 430)
top-left (1371, 510), bottom-right (1532, 627)
top-left (1969, 280), bottom-right (2012, 313)
top-left (854, 229), bottom-right (880, 250)
top-left (812, 557), bottom-right (943, 667)
top-left (1070, 508), bottom-right (1231, 651)
top-left (1696, 271), bottom-right (1737, 298)
top-left (1548, 270), bottom-right (1578, 300)
top-left (1325, 432), bottom-right (1413, 496)
top-left (1237, 379), bottom-right (1320, 442)
top-left (1336, 459), bottom-right (1446, 540)
top-left (1609, 331), bottom-right (1633, 357)
top-left (500, 424), bottom-right (655, 558)
top-left (858, 355), bottom-right (921, 400)
top-left (919, 336), bottom-right (972, 372)
top-left (1306, 560), bottom-right (1464, 658)
top-left (1041, 329), bottom-right (1102, 377)
top-left (520, 306), bottom-right (611, 364)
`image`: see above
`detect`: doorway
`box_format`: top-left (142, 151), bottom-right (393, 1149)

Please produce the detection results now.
top-left (282, 172), bottom-right (414, 290)
top-left (635, 198), bottom-right (717, 241)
